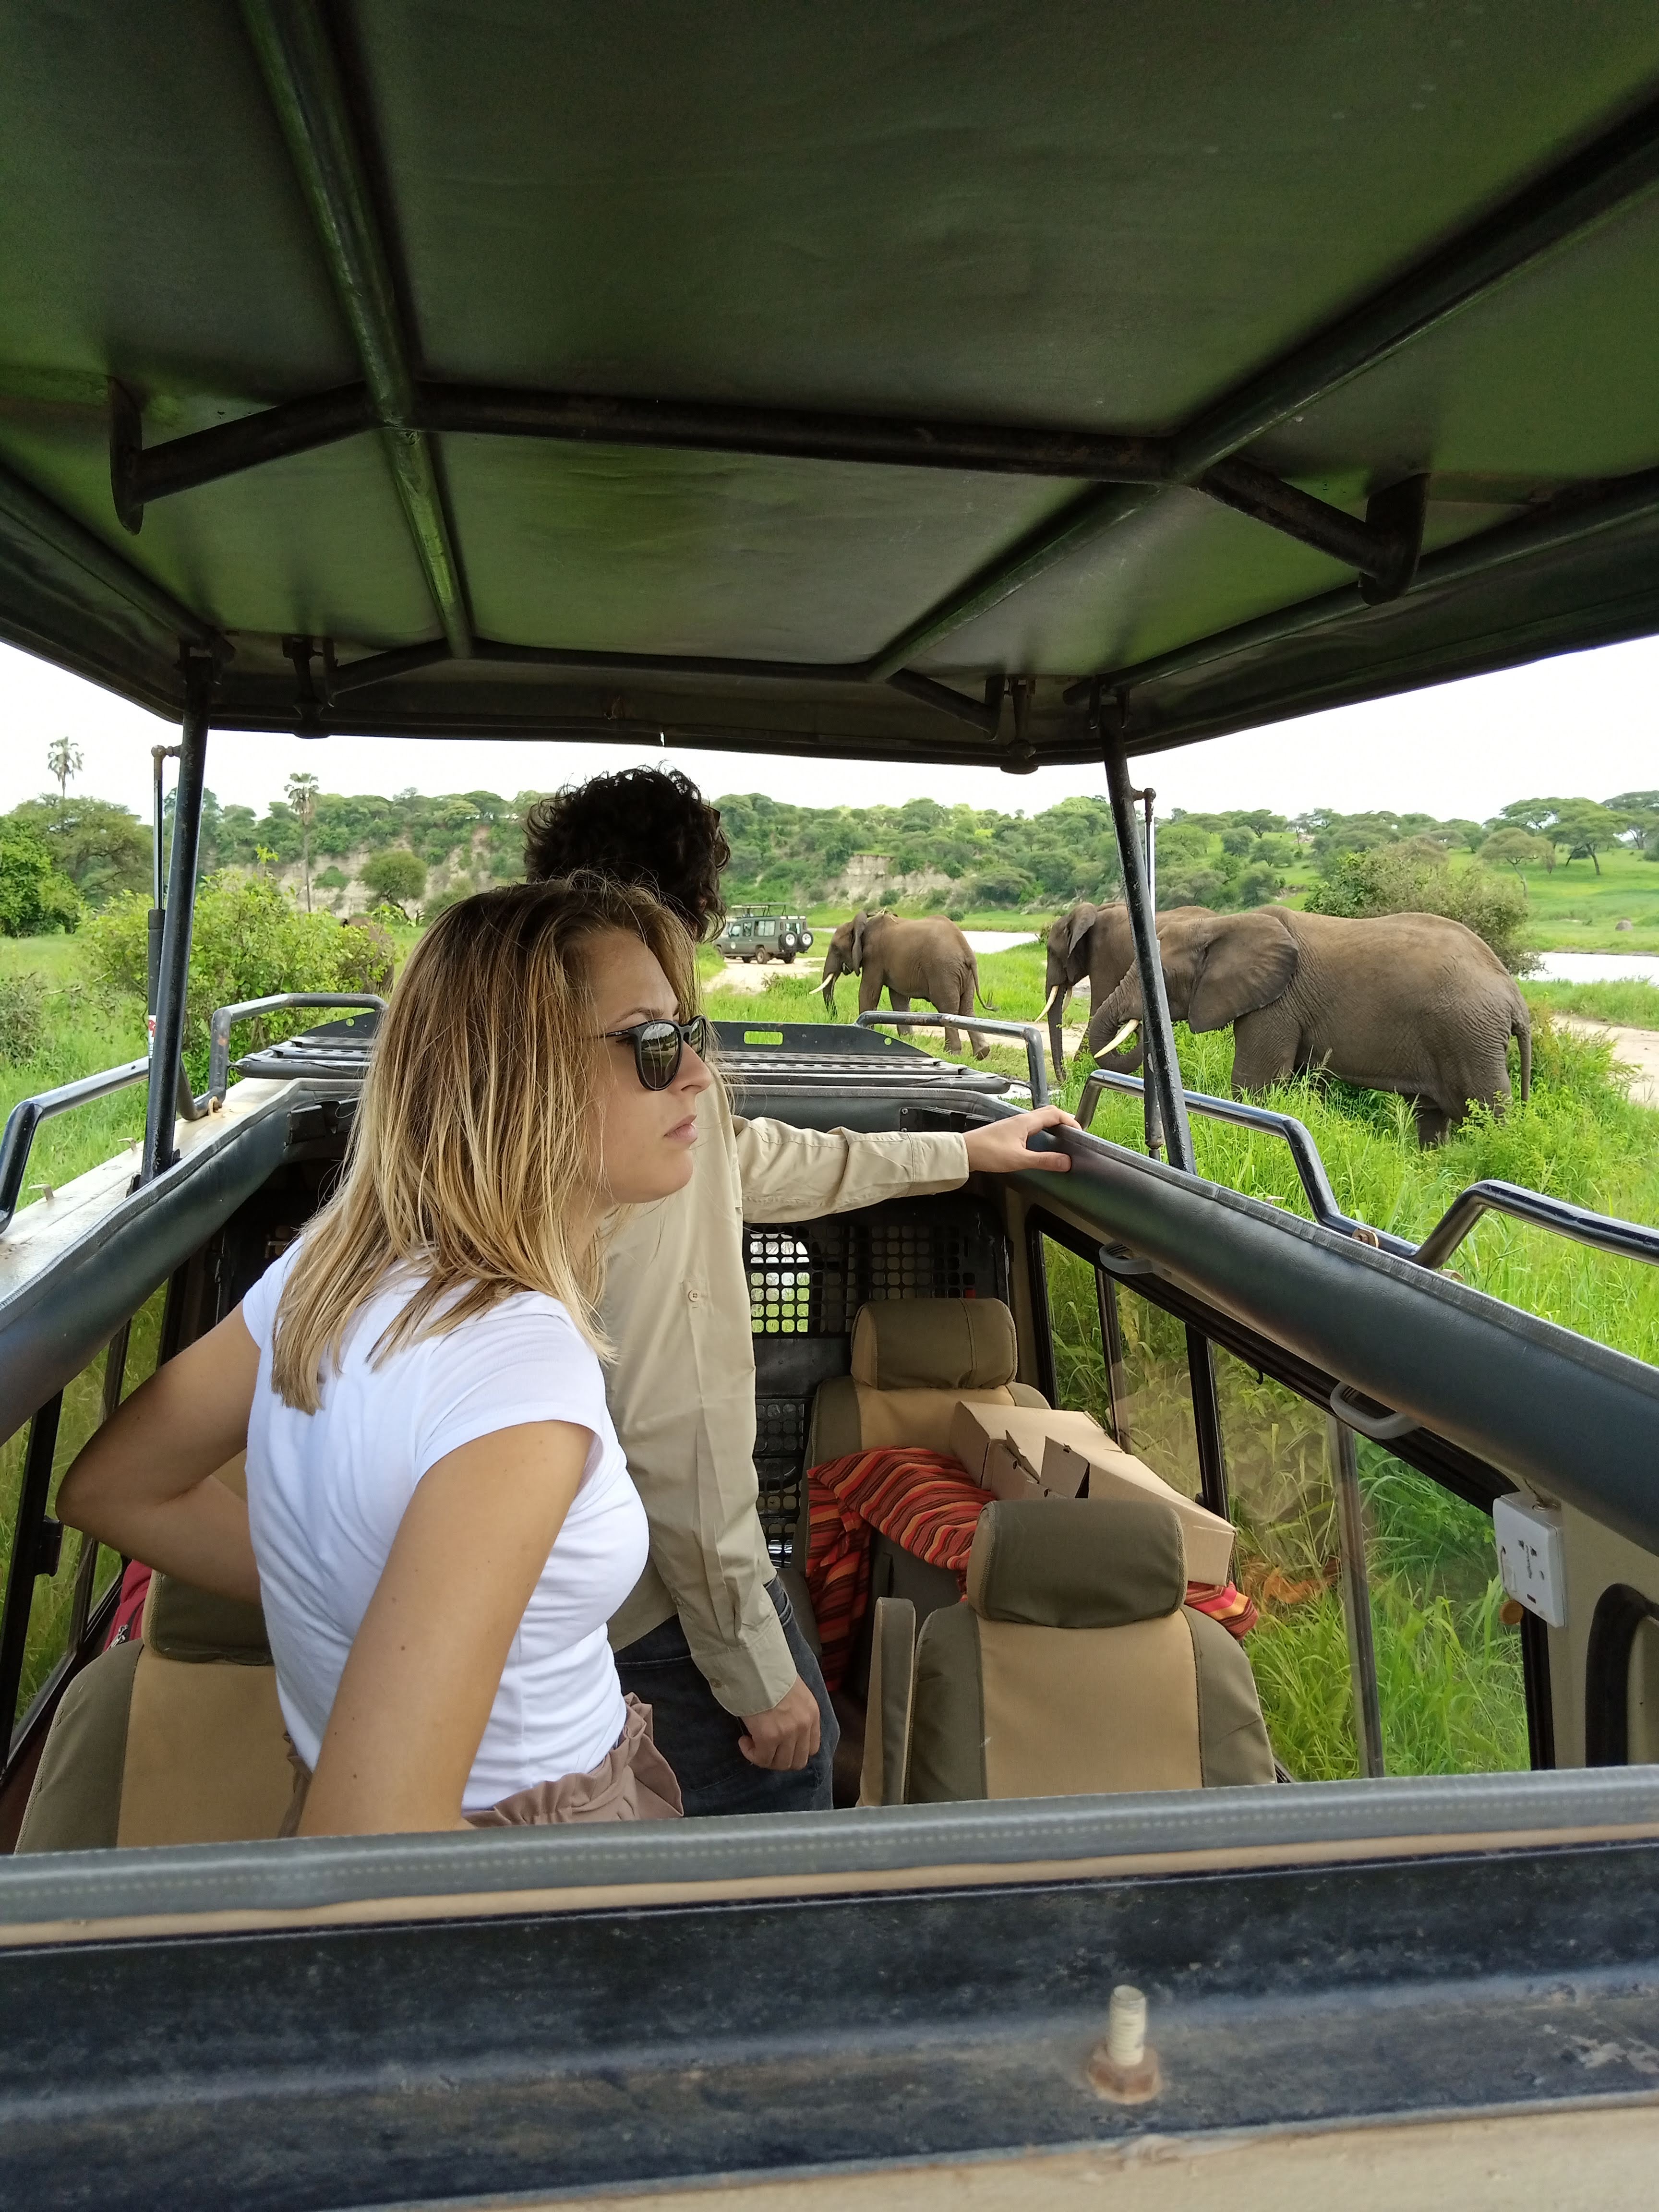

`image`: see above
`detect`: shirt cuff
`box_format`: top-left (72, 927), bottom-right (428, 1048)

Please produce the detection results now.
top-left (684, 1597), bottom-right (800, 1717)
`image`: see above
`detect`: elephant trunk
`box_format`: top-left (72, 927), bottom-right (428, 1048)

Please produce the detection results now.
top-left (819, 952), bottom-right (844, 1012)
top-left (1084, 971), bottom-right (1145, 1062)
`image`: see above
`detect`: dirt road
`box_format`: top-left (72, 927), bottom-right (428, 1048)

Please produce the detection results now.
top-left (1555, 1016), bottom-right (1659, 1108)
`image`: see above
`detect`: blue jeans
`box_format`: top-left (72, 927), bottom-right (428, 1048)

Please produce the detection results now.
top-left (615, 1578), bottom-right (838, 1817)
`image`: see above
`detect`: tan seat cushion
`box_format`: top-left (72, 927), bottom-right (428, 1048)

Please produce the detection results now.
top-left (850, 1298), bottom-right (1018, 1391)
top-left (14, 1641), bottom-right (143, 1853)
top-left (116, 1649), bottom-right (294, 1848)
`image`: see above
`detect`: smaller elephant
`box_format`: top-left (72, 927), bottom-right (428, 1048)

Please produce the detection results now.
top-left (1085, 904), bottom-right (1531, 1146)
top-left (1045, 901), bottom-right (1211, 1079)
top-left (820, 909), bottom-right (990, 1058)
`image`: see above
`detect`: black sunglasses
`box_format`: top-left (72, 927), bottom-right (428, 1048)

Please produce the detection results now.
top-left (600, 1015), bottom-right (711, 1091)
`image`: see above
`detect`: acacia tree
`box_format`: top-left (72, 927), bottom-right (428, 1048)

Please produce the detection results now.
top-left (1550, 799), bottom-right (1632, 875)
top-left (46, 736), bottom-right (82, 811)
top-left (285, 770), bottom-right (320, 912)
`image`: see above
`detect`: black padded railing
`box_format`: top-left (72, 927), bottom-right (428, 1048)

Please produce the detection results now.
top-left (0, 1058), bottom-right (150, 1236)
top-left (1078, 1065), bottom-right (1659, 1277)
top-left (855, 1010), bottom-right (1049, 1106)
top-left (208, 993), bottom-right (386, 1105)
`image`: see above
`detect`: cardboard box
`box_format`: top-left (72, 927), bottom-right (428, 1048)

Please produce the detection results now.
top-left (948, 1401), bottom-right (1108, 1502)
top-left (1042, 1437), bottom-right (1236, 1585)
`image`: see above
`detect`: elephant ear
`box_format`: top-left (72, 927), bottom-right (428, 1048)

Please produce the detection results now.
top-left (849, 910), bottom-right (869, 969)
top-left (1066, 905), bottom-right (1095, 957)
top-left (1187, 910), bottom-right (1300, 1033)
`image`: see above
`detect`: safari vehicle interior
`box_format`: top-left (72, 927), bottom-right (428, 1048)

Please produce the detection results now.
top-left (3, 4), bottom-right (1659, 2206)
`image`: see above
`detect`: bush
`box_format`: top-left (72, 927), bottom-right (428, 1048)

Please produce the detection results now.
top-left (0, 972), bottom-right (46, 1064)
top-left (83, 873), bottom-right (376, 1087)
top-left (336, 916), bottom-right (396, 993)
top-left (1305, 841), bottom-right (1533, 971)
top-left (362, 848), bottom-right (428, 916)
top-left (0, 826), bottom-right (81, 937)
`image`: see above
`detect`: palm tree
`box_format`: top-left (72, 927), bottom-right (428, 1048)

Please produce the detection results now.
top-left (47, 736), bottom-right (82, 812)
top-left (286, 771), bottom-right (320, 912)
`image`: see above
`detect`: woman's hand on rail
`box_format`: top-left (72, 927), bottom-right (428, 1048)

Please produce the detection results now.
top-left (55, 1308), bottom-right (262, 1604)
top-left (962, 1105), bottom-right (1077, 1175)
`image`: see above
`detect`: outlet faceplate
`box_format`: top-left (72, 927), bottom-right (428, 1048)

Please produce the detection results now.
top-left (1494, 1494), bottom-right (1567, 1629)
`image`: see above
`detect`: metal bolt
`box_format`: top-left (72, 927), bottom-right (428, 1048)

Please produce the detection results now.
top-left (1087, 1983), bottom-right (1162, 2104)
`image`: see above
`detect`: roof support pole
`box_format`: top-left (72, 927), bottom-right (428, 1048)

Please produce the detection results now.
top-left (141, 657), bottom-right (212, 1182)
top-left (237, 0), bottom-right (472, 656)
top-left (1098, 686), bottom-right (1193, 1175)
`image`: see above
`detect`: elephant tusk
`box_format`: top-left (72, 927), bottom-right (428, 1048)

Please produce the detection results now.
top-left (1101, 1021), bottom-right (1139, 1056)
top-left (1039, 982), bottom-right (1061, 1022)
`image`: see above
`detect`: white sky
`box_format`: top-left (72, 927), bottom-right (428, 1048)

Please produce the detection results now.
top-left (2, 631), bottom-right (1654, 826)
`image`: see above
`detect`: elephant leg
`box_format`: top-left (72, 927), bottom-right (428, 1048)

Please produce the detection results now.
top-left (1413, 1100), bottom-right (1454, 1148)
top-left (955, 982), bottom-right (988, 1059)
top-left (858, 974), bottom-right (883, 1020)
top-left (1229, 1007), bottom-right (1299, 1095)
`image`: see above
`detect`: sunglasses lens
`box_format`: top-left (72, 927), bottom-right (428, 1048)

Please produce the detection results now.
top-left (635, 1022), bottom-right (681, 1090)
top-left (686, 1016), bottom-right (710, 1059)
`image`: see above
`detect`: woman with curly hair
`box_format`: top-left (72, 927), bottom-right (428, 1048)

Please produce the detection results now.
top-left (526, 768), bottom-right (1077, 1817)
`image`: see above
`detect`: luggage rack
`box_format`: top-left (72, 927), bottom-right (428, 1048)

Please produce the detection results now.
top-left (233, 1012), bottom-right (1018, 1098)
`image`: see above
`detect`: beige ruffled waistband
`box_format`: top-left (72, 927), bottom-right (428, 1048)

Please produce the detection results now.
top-left (280, 1693), bottom-right (683, 1835)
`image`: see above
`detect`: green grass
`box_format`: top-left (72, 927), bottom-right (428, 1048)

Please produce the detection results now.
top-left (1523, 979), bottom-right (1659, 1030)
top-left (0, 936), bottom-right (150, 1205)
top-left (1482, 843), bottom-right (1659, 953)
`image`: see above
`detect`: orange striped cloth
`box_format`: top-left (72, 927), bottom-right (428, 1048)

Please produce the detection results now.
top-left (804, 1447), bottom-right (1256, 1696)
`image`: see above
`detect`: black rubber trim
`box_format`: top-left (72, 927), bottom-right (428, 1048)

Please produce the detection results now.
top-left (1584, 1583), bottom-right (1659, 1766)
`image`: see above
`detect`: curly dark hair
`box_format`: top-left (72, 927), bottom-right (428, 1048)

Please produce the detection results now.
top-left (521, 767), bottom-right (730, 939)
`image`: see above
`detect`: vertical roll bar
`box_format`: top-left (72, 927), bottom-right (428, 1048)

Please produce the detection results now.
top-left (142, 656), bottom-right (213, 1181)
top-left (1094, 685), bottom-right (1193, 1172)
top-left (1329, 1414), bottom-right (1387, 1778)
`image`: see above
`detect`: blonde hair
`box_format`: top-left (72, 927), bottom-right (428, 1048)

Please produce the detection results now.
top-left (270, 874), bottom-right (699, 1412)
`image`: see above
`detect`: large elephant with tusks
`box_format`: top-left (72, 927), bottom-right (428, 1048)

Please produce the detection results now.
top-left (820, 909), bottom-right (991, 1058)
top-left (1085, 904), bottom-right (1531, 1146)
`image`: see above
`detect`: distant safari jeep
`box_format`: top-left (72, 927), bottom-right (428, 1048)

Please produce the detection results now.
top-left (720, 906), bottom-right (815, 963)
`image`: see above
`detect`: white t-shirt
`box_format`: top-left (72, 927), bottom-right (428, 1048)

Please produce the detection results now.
top-left (241, 1247), bottom-right (648, 1812)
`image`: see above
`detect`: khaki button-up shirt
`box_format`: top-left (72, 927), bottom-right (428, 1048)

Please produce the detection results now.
top-left (601, 1082), bottom-right (968, 1716)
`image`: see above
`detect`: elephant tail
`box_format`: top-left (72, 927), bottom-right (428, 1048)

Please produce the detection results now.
top-left (1514, 1005), bottom-right (1532, 1103)
top-left (974, 981), bottom-right (998, 1012)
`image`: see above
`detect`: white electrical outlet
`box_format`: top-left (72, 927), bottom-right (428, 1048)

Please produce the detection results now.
top-left (1493, 1495), bottom-right (1567, 1628)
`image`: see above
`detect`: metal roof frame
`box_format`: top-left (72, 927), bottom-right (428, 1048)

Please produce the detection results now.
top-left (2, 4), bottom-right (1659, 764)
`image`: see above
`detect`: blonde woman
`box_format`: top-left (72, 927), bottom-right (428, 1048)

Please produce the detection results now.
top-left (58, 878), bottom-right (713, 1834)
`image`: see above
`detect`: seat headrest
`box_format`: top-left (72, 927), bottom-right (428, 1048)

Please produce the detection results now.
top-left (966, 1498), bottom-right (1187, 1628)
top-left (850, 1298), bottom-right (1018, 1391)
top-left (145, 1572), bottom-right (272, 1665)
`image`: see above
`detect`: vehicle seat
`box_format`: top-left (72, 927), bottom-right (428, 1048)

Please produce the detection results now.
top-left (806, 1297), bottom-right (1048, 1464)
top-left (15, 1571), bottom-right (293, 1852)
top-left (799, 1297), bottom-right (1049, 1684)
top-left (860, 1495), bottom-right (1275, 1805)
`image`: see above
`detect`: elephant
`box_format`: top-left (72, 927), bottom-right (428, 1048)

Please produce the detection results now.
top-left (1084, 903), bottom-right (1531, 1146)
top-left (1044, 901), bottom-right (1211, 1079)
top-left (820, 909), bottom-right (991, 1058)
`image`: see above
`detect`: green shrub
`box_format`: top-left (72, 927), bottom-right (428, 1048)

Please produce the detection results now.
top-left (83, 873), bottom-right (374, 1087)
top-left (0, 971), bottom-right (46, 1064)
top-left (0, 825), bottom-right (81, 937)
top-left (1306, 839), bottom-right (1533, 971)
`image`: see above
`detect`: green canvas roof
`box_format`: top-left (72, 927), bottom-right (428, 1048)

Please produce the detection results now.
top-left (2, 0), bottom-right (1659, 768)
